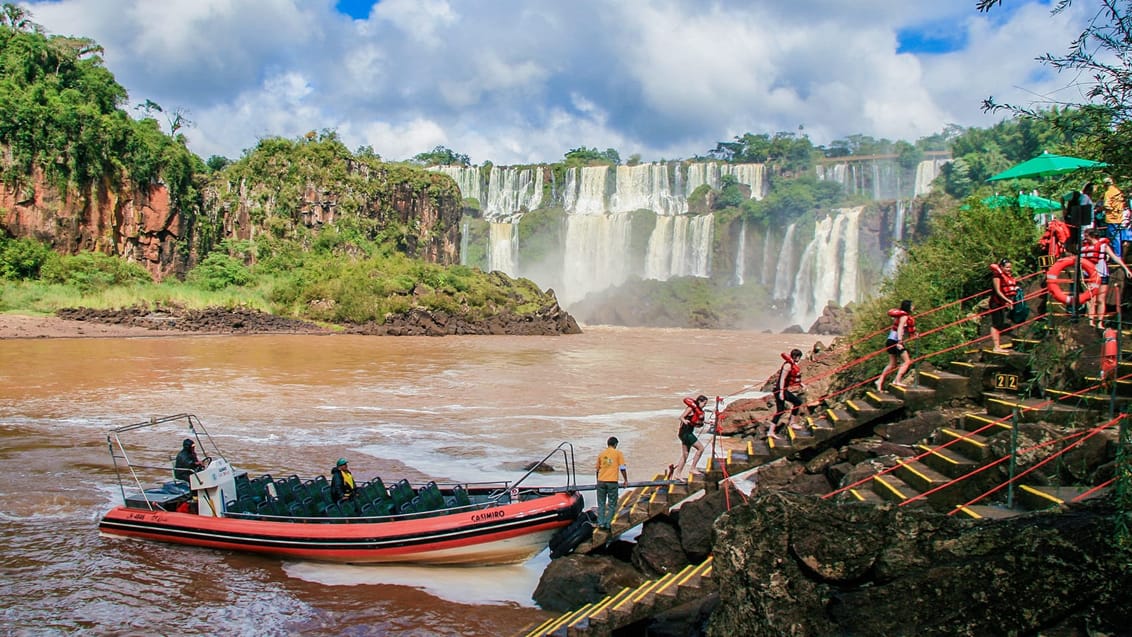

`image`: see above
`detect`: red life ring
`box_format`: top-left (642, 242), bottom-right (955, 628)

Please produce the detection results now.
top-left (1045, 256), bottom-right (1098, 306)
top-left (1102, 328), bottom-right (1118, 380)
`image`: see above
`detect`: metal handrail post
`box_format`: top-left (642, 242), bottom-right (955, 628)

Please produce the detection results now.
top-left (1008, 407), bottom-right (1019, 509)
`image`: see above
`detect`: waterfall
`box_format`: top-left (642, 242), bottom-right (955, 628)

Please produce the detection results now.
top-left (460, 219), bottom-right (469, 266)
top-left (772, 223), bottom-right (797, 299)
top-left (645, 215), bottom-right (713, 281)
top-left (488, 222), bottom-right (518, 276)
top-left (484, 166), bottom-right (542, 220)
top-left (610, 164), bottom-right (682, 215)
top-left (789, 207), bottom-right (862, 328)
top-left (759, 228), bottom-right (775, 287)
top-left (883, 200), bottom-right (907, 276)
top-left (563, 166), bottom-right (609, 215)
top-left (432, 166), bottom-right (484, 207)
top-left (913, 158), bottom-right (950, 197)
top-left (734, 219), bottom-right (746, 285)
top-left (561, 214), bottom-right (633, 305)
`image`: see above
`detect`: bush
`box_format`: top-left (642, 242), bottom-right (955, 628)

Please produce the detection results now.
top-left (186, 253), bottom-right (253, 291)
top-left (39, 251), bottom-right (151, 291)
top-left (0, 236), bottom-right (54, 280)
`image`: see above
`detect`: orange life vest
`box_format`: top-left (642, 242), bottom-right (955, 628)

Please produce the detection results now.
top-left (989, 263), bottom-right (1019, 303)
top-left (682, 397), bottom-right (705, 426)
top-left (886, 309), bottom-right (916, 338)
top-left (1081, 236), bottom-right (1109, 264)
top-left (1038, 220), bottom-right (1070, 259)
top-left (777, 352), bottom-right (801, 389)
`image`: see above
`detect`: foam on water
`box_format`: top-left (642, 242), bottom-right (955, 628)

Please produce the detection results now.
top-left (282, 553), bottom-right (550, 607)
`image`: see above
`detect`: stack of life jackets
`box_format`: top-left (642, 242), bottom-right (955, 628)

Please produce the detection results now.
top-left (1038, 219), bottom-right (1071, 261)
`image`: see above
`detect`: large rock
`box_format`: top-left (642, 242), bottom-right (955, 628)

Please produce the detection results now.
top-left (532, 553), bottom-right (646, 612)
top-left (708, 492), bottom-right (1132, 637)
top-left (632, 517), bottom-right (689, 577)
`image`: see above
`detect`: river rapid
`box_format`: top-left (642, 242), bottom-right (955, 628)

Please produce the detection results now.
top-left (0, 327), bottom-right (821, 636)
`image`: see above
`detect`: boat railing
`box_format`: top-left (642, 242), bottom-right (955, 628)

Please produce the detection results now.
top-left (106, 413), bottom-right (227, 510)
top-left (489, 441), bottom-right (577, 502)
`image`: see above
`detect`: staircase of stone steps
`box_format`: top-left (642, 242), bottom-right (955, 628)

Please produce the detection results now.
top-left (521, 556), bottom-right (715, 637)
top-left (842, 342), bottom-right (1116, 516)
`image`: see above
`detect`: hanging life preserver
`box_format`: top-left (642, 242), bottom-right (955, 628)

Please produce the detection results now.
top-left (1045, 256), bottom-right (1098, 306)
top-left (1102, 328), bottom-right (1118, 380)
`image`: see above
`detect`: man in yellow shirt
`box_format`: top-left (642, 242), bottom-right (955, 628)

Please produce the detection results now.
top-left (1103, 177), bottom-right (1128, 257)
top-left (595, 437), bottom-right (628, 531)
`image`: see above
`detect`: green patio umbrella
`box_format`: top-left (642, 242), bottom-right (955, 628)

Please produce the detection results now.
top-left (987, 151), bottom-right (1108, 181)
top-left (981, 194), bottom-right (1061, 210)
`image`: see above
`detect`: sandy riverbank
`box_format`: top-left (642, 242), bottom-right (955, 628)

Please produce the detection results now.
top-left (0, 313), bottom-right (182, 339)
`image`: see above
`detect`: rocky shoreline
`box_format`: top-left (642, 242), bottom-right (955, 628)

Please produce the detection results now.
top-left (0, 303), bottom-right (582, 339)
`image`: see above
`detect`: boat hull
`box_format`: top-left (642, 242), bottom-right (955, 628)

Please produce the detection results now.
top-left (99, 492), bottom-right (583, 565)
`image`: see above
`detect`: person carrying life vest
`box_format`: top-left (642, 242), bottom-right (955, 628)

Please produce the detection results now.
top-left (768, 349), bottom-right (805, 439)
top-left (669, 394), bottom-right (709, 480)
top-left (1082, 228), bottom-right (1132, 328)
top-left (1039, 219), bottom-right (1071, 261)
top-left (876, 300), bottom-right (914, 390)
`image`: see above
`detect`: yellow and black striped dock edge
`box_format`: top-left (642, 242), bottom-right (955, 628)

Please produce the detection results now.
top-left (520, 557), bottom-right (716, 637)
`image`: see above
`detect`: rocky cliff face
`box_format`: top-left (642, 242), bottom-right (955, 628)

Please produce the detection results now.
top-left (1, 160), bottom-right (463, 280)
top-left (708, 492), bottom-right (1131, 637)
top-left (0, 167), bottom-right (185, 279)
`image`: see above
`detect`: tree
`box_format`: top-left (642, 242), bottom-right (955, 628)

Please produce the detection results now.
top-left (563, 146), bottom-right (620, 167)
top-left (413, 145), bottom-right (470, 166)
top-left (980, 0), bottom-right (1132, 176)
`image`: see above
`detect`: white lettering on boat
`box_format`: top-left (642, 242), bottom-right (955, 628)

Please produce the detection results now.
top-left (471, 509), bottom-right (506, 523)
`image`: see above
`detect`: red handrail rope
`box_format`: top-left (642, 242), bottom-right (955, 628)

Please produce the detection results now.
top-left (835, 271), bottom-right (1045, 353)
top-left (822, 372), bottom-right (1130, 500)
top-left (945, 415), bottom-right (1122, 514)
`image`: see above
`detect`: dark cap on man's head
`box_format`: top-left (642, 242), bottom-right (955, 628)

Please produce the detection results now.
top-left (183, 438), bottom-right (194, 448)
top-left (337, 458), bottom-right (348, 467)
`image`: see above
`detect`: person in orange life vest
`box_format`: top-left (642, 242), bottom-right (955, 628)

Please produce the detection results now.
top-left (875, 300), bottom-right (914, 390)
top-left (670, 394), bottom-right (708, 480)
top-left (595, 436), bottom-right (627, 531)
top-left (988, 260), bottom-right (1017, 353)
top-left (330, 458), bottom-right (356, 511)
top-left (1082, 228), bottom-right (1132, 328)
top-left (768, 349), bottom-right (805, 439)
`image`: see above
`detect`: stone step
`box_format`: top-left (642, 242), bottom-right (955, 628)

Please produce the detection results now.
top-left (917, 369), bottom-right (973, 399)
top-left (1043, 388), bottom-right (1130, 411)
top-left (953, 504), bottom-right (1023, 520)
top-left (915, 443), bottom-right (981, 479)
top-left (984, 394), bottom-right (1091, 425)
top-left (870, 471), bottom-right (927, 506)
top-left (886, 382), bottom-right (937, 411)
top-left (948, 360), bottom-right (1008, 394)
top-left (841, 486), bottom-right (886, 505)
top-left (1083, 376), bottom-right (1132, 397)
top-left (938, 427), bottom-right (994, 461)
top-left (864, 389), bottom-right (904, 410)
top-left (892, 458), bottom-right (966, 508)
top-left (960, 411), bottom-right (1013, 434)
top-left (1016, 484), bottom-right (1108, 511)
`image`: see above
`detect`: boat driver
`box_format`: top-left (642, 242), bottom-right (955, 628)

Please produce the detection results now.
top-left (173, 438), bottom-right (205, 483)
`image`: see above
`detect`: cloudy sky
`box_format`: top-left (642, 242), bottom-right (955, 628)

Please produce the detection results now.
top-left (22, 0), bottom-right (1093, 165)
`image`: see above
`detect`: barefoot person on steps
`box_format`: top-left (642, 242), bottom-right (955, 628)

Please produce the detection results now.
top-left (876, 300), bottom-right (914, 390)
top-left (768, 349), bottom-right (806, 439)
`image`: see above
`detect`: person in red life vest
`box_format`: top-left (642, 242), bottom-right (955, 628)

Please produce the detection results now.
top-left (1081, 228), bottom-right (1132, 328)
top-left (767, 349), bottom-right (805, 439)
top-left (669, 394), bottom-right (708, 480)
top-left (875, 300), bottom-right (915, 390)
top-left (988, 260), bottom-right (1017, 353)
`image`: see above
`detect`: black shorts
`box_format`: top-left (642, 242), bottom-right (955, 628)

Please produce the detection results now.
top-left (990, 304), bottom-right (1008, 330)
top-left (885, 338), bottom-right (905, 356)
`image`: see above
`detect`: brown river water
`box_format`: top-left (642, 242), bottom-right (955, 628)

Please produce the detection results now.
top-left (0, 327), bottom-right (820, 636)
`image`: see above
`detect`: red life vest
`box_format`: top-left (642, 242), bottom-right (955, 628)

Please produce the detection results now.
top-left (1081, 237), bottom-right (1109, 264)
top-left (989, 262), bottom-right (1019, 305)
top-left (682, 397), bottom-right (705, 425)
top-left (777, 352), bottom-right (801, 389)
top-left (886, 309), bottom-right (916, 337)
top-left (1038, 220), bottom-right (1070, 259)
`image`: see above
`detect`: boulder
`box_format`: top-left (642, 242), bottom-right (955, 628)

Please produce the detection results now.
top-left (532, 553), bottom-right (646, 612)
top-left (631, 517), bottom-right (689, 577)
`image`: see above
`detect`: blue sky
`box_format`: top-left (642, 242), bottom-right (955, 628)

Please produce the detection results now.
top-left (22, 0), bottom-right (1089, 165)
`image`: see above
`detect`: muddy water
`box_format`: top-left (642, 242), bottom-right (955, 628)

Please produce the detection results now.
top-left (0, 327), bottom-right (820, 635)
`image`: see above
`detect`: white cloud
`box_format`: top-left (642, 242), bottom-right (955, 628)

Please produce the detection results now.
top-left (20, 0), bottom-right (1096, 164)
